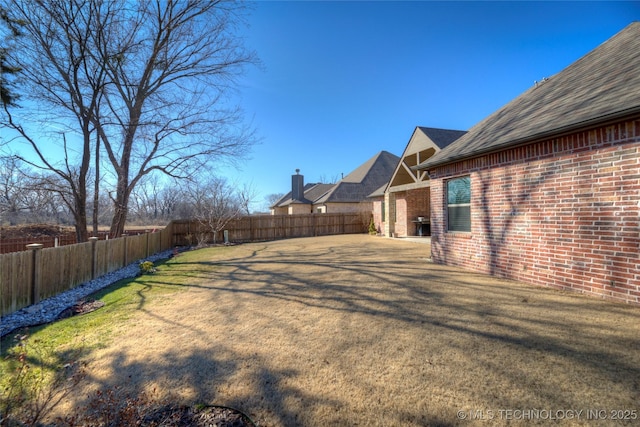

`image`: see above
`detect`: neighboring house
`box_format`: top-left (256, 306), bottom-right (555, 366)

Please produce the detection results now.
top-left (414, 22), bottom-right (640, 305)
top-left (270, 171), bottom-right (334, 215)
top-left (271, 151), bottom-right (400, 215)
top-left (370, 127), bottom-right (465, 237)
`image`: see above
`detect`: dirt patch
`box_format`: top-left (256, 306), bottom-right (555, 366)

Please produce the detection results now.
top-left (0, 224), bottom-right (163, 240)
top-left (57, 299), bottom-right (106, 320)
top-left (0, 224), bottom-right (72, 239)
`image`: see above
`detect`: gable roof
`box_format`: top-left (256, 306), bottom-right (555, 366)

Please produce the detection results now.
top-left (385, 126), bottom-right (466, 193)
top-left (418, 127), bottom-right (467, 150)
top-left (314, 151), bottom-right (400, 204)
top-left (368, 183), bottom-right (387, 198)
top-left (416, 22), bottom-right (640, 170)
top-left (272, 183), bottom-right (334, 208)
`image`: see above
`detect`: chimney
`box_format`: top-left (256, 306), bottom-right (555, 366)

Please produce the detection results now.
top-left (292, 169), bottom-right (304, 201)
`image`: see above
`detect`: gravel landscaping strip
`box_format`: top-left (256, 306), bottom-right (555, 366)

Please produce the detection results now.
top-left (1, 249), bottom-right (175, 338)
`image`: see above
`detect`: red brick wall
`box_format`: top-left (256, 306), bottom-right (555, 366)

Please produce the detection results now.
top-left (371, 199), bottom-right (384, 234)
top-left (429, 118), bottom-right (640, 305)
top-left (395, 195), bottom-right (407, 236)
top-left (393, 189), bottom-right (430, 236)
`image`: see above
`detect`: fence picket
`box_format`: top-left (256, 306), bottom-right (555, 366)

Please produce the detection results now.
top-left (1, 214), bottom-right (367, 317)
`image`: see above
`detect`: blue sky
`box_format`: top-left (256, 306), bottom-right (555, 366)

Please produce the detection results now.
top-left (225, 0), bottom-right (639, 211)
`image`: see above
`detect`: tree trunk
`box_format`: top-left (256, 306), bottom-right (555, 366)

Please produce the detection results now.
top-left (109, 204), bottom-right (127, 238)
top-left (74, 197), bottom-right (89, 243)
top-left (92, 134), bottom-right (100, 237)
top-left (109, 181), bottom-right (130, 238)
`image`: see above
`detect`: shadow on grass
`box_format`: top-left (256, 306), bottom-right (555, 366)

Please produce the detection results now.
top-left (13, 236), bottom-right (639, 426)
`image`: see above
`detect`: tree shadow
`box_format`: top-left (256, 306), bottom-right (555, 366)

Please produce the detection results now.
top-left (44, 237), bottom-right (640, 425)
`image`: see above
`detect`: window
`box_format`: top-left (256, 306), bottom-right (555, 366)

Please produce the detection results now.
top-left (447, 176), bottom-right (471, 232)
top-left (381, 201), bottom-right (385, 222)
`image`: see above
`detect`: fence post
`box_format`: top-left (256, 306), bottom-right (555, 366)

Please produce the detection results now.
top-left (122, 234), bottom-right (128, 267)
top-left (145, 231), bottom-right (150, 258)
top-left (89, 237), bottom-right (99, 280)
top-left (26, 243), bottom-right (43, 304)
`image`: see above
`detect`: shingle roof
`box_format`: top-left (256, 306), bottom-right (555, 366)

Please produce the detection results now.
top-left (416, 22), bottom-right (640, 170)
top-left (367, 183), bottom-right (387, 198)
top-left (303, 183), bottom-right (335, 203)
top-left (272, 183), bottom-right (334, 208)
top-left (315, 151), bottom-right (400, 203)
top-left (417, 127), bottom-right (467, 150)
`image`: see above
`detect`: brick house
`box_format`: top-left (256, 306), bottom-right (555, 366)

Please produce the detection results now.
top-left (270, 171), bottom-right (334, 215)
top-left (414, 22), bottom-right (640, 305)
top-left (271, 151), bottom-right (399, 215)
top-left (370, 127), bottom-right (465, 237)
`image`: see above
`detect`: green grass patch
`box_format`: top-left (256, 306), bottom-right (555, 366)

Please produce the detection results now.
top-left (0, 245), bottom-right (249, 424)
top-left (0, 245), bottom-right (241, 386)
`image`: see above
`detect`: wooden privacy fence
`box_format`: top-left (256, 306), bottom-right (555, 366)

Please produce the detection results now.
top-left (1, 213), bottom-right (368, 317)
top-left (1, 227), bottom-right (173, 317)
top-left (170, 213), bottom-right (368, 245)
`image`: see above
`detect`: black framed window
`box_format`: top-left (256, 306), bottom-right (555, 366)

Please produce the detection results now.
top-left (447, 176), bottom-right (471, 232)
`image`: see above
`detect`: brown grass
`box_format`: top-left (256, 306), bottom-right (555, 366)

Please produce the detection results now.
top-left (51, 235), bottom-right (640, 426)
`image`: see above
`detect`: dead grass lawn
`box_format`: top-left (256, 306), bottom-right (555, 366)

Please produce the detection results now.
top-left (54, 235), bottom-right (640, 426)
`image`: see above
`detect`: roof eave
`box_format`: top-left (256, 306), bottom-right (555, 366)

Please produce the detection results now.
top-left (413, 106), bottom-right (640, 172)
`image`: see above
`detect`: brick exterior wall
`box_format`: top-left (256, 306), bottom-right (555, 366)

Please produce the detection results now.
top-left (393, 189), bottom-right (431, 236)
top-left (371, 199), bottom-right (384, 234)
top-left (429, 118), bottom-right (640, 305)
top-left (384, 192), bottom-right (395, 237)
top-left (271, 206), bottom-right (288, 215)
top-left (288, 203), bottom-right (312, 215)
top-left (394, 195), bottom-right (407, 236)
top-left (320, 201), bottom-right (372, 214)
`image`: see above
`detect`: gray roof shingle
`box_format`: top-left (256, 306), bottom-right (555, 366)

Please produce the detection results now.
top-left (273, 183), bottom-right (334, 208)
top-left (416, 22), bottom-right (640, 170)
top-left (417, 127), bottom-right (467, 149)
top-left (315, 151), bottom-right (400, 203)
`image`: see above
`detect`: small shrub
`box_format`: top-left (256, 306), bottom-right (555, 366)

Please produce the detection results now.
top-left (139, 261), bottom-right (157, 274)
top-left (196, 232), bottom-right (209, 248)
top-left (368, 217), bottom-right (377, 235)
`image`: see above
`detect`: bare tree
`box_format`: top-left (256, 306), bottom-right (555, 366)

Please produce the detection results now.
top-left (1, 0), bottom-right (108, 241)
top-left (128, 174), bottom-right (182, 224)
top-left (157, 184), bottom-right (183, 220)
top-left (0, 155), bottom-right (25, 223)
top-left (318, 174), bottom-right (340, 184)
top-left (89, 0), bottom-right (257, 237)
top-left (188, 176), bottom-right (254, 245)
top-left (264, 192), bottom-right (285, 212)
top-left (0, 156), bottom-right (73, 224)
top-left (1, 0), bottom-right (257, 239)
